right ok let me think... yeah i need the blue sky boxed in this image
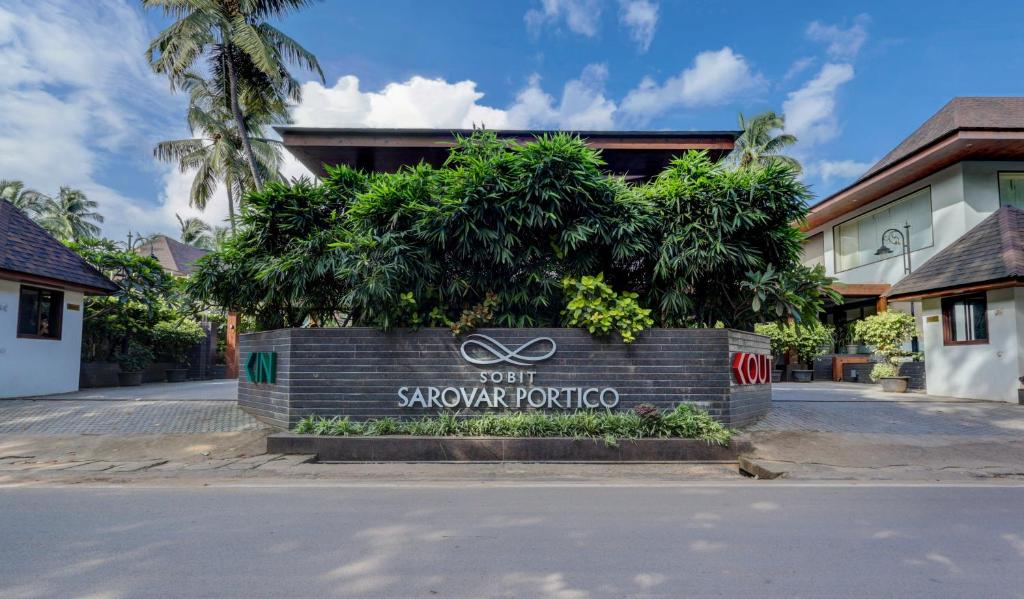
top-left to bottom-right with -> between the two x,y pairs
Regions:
4,0 -> 1024,240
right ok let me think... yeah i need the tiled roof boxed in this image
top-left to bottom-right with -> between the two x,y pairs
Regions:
0,200 -> 117,293
862,97 -> 1024,179
886,206 -> 1024,299
138,235 -> 209,276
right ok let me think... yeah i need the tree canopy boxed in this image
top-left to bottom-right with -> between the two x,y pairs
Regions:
187,132 -> 835,333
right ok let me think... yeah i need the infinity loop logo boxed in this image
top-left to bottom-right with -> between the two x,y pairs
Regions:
459,334 -> 557,366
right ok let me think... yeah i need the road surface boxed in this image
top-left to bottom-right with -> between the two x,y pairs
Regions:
1,483 -> 1022,598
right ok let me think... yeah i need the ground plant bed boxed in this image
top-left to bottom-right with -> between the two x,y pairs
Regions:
273,406 -> 747,462
268,433 -> 752,462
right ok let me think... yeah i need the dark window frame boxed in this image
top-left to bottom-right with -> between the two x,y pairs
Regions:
832,185 -> 934,273
16,285 -> 64,341
996,171 -> 1024,207
941,293 -> 989,346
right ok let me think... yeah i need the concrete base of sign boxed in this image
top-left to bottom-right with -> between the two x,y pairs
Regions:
267,433 -> 752,462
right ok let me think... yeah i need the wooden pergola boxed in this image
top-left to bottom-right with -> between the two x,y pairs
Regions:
276,127 -> 739,182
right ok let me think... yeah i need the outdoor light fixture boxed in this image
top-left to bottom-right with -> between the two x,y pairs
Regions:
874,222 -> 912,274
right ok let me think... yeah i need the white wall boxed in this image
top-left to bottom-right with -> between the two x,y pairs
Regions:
0,278 -> 85,398
807,160 -> 1024,286
920,287 -> 1021,402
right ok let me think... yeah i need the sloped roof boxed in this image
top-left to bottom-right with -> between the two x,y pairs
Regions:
804,97 -> 1024,232
886,206 -> 1024,299
137,235 -> 209,276
0,200 -> 117,294
862,97 -> 1024,179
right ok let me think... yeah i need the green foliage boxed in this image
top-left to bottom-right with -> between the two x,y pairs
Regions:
71,239 -> 178,361
754,321 -> 834,364
870,362 -> 898,381
152,319 -> 207,365
853,311 -> 917,371
293,403 -> 733,446
562,274 -> 653,343
727,111 -> 801,172
116,342 -> 154,373
189,131 -> 830,334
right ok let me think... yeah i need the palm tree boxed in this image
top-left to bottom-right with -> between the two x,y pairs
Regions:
155,74 -> 282,231
177,214 -> 214,248
38,187 -> 104,242
0,180 -> 48,217
144,0 -> 323,192
211,226 -> 232,251
728,111 -> 801,172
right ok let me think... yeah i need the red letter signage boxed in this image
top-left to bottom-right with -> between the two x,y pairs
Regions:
731,353 -> 771,385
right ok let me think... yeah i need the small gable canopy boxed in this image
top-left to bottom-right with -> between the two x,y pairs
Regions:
136,235 -> 209,277
0,200 -> 117,294
886,206 -> 1024,301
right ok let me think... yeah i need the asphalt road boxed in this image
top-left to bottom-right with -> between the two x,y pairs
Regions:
1,484 -> 1023,598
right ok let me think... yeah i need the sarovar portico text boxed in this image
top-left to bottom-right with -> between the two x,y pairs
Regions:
237,327 -> 772,428
398,335 -> 620,409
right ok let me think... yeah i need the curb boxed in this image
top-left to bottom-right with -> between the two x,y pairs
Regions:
738,456 -> 786,479
268,433 -> 752,462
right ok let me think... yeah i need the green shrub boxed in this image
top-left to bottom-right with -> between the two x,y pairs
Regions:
115,342 -> 154,373
292,403 -> 732,446
188,132 -> 835,334
870,362 -> 898,381
562,274 -> 654,343
754,321 -> 834,363
854,311 -> 917,360
152,318 -> 207,365
854,311 -> 917,380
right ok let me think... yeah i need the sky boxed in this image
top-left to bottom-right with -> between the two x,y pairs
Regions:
3,0 -> 1024,241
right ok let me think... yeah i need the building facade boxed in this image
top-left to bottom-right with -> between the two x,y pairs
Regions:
804,97 -> 1024,402
0,201 -> 117,397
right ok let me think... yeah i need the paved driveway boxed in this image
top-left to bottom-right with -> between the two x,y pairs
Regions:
754,382 -> 1024,438
24,379 -> 238,401
746,382 -> 1024,479
1,380 -> 258,435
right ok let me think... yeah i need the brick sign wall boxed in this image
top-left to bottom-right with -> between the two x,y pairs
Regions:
238,327 -> 771,429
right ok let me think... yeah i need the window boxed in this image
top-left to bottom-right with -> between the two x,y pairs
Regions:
941,294 -> 988,345
833,187 -> 934,272
998,172 -> 1024,209
17,286 -> 63,340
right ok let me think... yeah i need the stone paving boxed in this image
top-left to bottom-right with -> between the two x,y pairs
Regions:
0,400 -> 260,434
747,400 -> 1024,437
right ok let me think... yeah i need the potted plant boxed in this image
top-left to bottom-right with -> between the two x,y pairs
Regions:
853,311 -> 917,393
152,318 -> 207,382
754,321 -> 834,382
116,342 -> 154,387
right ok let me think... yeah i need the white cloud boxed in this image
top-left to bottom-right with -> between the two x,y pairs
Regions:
619,47 -> 764,124
783,57 -> 816,81
0,0 -> 187,241
292,75 -> 510,129
291,64 -> 617,131
806,15 -> 870,60
525,0 -> 602,37
782,63 -> 855,145
619,0 -> 658,53
806,159 -> 873,184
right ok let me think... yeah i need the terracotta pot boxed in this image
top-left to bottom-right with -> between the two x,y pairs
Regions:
118,371 -> 144,387
879,377 -> 909,393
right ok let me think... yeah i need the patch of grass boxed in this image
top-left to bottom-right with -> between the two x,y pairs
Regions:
292,403 -> 732,446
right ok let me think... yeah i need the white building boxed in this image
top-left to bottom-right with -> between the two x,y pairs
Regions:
0,200 -> 117,397
803,97 -> 1024,402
